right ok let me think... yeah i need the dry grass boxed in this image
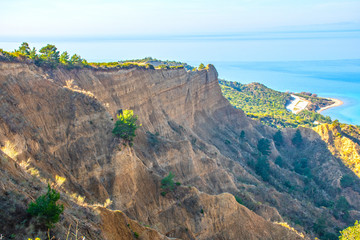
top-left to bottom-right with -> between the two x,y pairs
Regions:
274,222 -> 305,238
1,140 -> 19,159
64,80 -> 95,98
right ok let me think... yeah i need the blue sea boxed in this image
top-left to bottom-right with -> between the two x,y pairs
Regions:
1,29 -> 360,124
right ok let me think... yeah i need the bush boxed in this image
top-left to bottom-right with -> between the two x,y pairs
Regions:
255,156 -> 270,181
112,110 -> 141,146
257,138 -> 271,156
158,64 -> 169,69
340,174 -> 354,188
27,184 -> 64,229
240,130 -> 245,139
273,130 -> 283,146
294,158 -> 311,178
275,156 -> 284,168
198,63 -> 205,70
161,172 -> 175,193
292,129 -> 303,147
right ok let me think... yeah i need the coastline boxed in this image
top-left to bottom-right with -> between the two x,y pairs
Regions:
317,98 -> 344,113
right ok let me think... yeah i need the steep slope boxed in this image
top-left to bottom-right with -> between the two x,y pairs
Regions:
0,61 -> 358,239
313,123 -> 360,178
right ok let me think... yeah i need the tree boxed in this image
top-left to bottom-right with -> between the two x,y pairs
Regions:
27,184 -> 64,229
240,130 -> 245,140
29,47 -> 37,59
339,220 -> 360,240
257,138 -> 271,156
161,172 -> 175,192
112,109 -> 141,146
340,174 -> 355,188
39,44 -> 60,67
198,63 -> 205,70
70,54 -> 83,66
294,158 -> 311,177
292,129 -> 302,147
275,156 -> 284,168
273,130 -> 283,146
59,51 -> 70,65
18,42 -> 30,55
255,156 -> 270,181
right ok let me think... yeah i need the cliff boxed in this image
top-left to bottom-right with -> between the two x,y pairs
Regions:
0,62 -> 358,239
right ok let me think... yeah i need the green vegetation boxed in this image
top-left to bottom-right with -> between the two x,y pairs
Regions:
198,63 -> 205,70
294,92 -> 334,111
339,220 -> 360,240
0,42 -> 88,69
273,130 -> 283,146
240,130 -> 245,139
275,156 -> 284,168
0,43 -> 194,71
161,172 -> 176,195
235,196 -> 244,205
257,138 -> 271,156
292,129 -> 303,147
294,158 -> 311,178
255,156 -> 270,181
340,174 -> 355,188
219,80 -> 332,128
112,109 -> 141,146
27,184 -> 64,229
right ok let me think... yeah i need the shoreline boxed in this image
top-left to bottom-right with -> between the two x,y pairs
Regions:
317,98 -> 344,113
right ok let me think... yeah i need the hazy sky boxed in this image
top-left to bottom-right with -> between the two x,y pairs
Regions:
1,0 -> 360,38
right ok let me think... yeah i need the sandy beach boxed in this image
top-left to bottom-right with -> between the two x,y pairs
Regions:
317,98 -> 344,113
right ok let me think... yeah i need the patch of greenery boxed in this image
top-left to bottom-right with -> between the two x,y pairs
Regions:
255,156 -> 270,181
292,129 -> 303,147
0,43 -> 194,71
257,138 -> 271,156
161,172 -> 176,195
219,80 -> 332,128
273,130 -> 283,146
340,174 -> 355,188
27,184 -> 64,229
112,109 -> 141,146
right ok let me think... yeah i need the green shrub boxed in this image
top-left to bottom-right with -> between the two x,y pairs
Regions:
257,138 -> 271,156
27,184 -> 64,229
145,63 -> 155,69
340,174 -> 354,188
240,130 -> 245,139
161,172 -> 175,192
112,109 -> 141,146
273,130 -> 283,146
198,63 -> 205,70
158,64 -> 169,69
292,129 -> 303,147
255,156 -> 270,181
235,196 -> 243,205
294,158 -> 311,178
275,156 -> 284,167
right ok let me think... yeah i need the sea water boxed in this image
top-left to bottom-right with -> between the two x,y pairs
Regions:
1,29 -> 359,124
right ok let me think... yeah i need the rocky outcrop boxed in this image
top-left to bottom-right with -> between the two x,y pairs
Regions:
0,61 -> 358,239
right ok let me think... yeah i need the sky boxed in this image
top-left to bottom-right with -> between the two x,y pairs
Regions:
1,0 -> 360,39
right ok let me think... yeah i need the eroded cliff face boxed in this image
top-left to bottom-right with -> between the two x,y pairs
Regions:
0,62 -> 358,239
313,124 -> 360,177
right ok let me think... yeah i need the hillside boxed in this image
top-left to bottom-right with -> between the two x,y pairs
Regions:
0,52 -> 359,239
219,80 -> 332,128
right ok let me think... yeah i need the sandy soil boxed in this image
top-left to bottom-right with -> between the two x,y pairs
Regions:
317,98 -> 344,113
